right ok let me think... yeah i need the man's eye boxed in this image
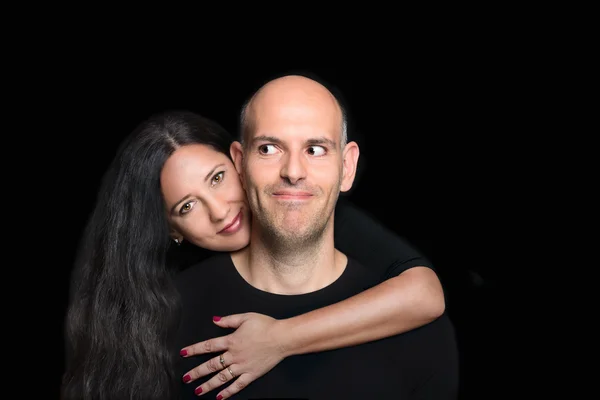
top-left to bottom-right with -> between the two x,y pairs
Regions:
258,144 -> 277,155
307,146 -> 326,156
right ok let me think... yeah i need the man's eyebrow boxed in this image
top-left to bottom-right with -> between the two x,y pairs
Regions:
306,137 -> 337,148
251,135 -> 337,148
250,135 -> 283,145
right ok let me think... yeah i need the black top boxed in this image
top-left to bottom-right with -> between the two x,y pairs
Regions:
174,254 -> 459,399
333,196 -> 434,280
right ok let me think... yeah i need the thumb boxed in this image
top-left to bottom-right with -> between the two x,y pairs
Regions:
212,313 -> 249,329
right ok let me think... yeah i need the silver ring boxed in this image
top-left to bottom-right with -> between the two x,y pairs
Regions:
219,354 -> 226,369
227,366 -> 235,378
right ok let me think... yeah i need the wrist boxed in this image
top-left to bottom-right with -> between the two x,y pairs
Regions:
272,318 -> 297,358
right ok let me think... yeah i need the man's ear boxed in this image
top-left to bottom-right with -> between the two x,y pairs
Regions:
230,141 -> 246,188
340,141 -> 360,193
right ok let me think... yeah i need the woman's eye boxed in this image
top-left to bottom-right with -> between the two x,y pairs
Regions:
307,145 -> 326,156
212,171 -> 225,186
258,144 -> 277,155
180,201 -> 194,215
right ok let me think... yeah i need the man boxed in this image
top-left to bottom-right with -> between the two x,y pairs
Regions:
175,74 -> 459,399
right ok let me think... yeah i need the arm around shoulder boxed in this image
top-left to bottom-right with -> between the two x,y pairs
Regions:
271,199 -> 447,356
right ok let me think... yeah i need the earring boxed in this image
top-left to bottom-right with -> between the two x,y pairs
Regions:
174,238 -> 181,245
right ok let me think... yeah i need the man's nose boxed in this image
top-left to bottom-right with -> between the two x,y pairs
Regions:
280,152 -> 307,184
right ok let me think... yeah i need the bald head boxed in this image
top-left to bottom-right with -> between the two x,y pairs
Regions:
240,75 -> 347,148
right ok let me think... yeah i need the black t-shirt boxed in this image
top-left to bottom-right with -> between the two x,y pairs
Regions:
174,253 -> 458,399
333,196 -> 434,281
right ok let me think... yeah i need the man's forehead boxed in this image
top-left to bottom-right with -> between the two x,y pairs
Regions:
242,75 -> 344,145
247,109 -> 342,147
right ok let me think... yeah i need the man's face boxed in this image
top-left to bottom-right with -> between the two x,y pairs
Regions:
234,82 -> 358,245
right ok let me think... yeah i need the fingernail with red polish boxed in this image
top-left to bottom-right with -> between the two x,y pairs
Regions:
194,387 -> 203,395
216,395 -> 222,400
213,316 -> 221,321
180,349 -> 188,356
183,374 -> 191,383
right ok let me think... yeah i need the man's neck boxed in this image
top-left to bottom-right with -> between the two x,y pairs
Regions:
231,223 -> 347,295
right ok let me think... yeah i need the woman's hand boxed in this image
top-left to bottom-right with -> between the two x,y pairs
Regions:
179,312 -> 287,399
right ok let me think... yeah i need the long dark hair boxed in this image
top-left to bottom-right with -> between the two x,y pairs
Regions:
61,110 -> 234,400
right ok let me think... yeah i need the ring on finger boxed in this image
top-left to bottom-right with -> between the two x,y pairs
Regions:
227,366 -> 235,378
219,354 -> 226,369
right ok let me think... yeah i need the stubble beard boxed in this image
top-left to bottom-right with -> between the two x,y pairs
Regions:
247,174 -> 342,256
258,202 -> 329,251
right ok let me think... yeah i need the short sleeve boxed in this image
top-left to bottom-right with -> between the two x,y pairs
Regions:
334,197 -> 434,281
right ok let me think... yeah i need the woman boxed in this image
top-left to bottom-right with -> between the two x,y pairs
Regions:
62,110 -> 445,400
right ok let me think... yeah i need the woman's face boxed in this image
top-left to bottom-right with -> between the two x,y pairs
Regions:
161,143 -> 251,252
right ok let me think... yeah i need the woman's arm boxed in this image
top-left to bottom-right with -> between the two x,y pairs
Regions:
278,196 -> 446,353
275,265 -> 444,356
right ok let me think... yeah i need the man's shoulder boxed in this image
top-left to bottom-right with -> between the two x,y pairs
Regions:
342,255 -> 380,288
345,255 -> 369,273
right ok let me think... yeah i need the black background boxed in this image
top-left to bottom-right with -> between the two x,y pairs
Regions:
47,45 -> 524,397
